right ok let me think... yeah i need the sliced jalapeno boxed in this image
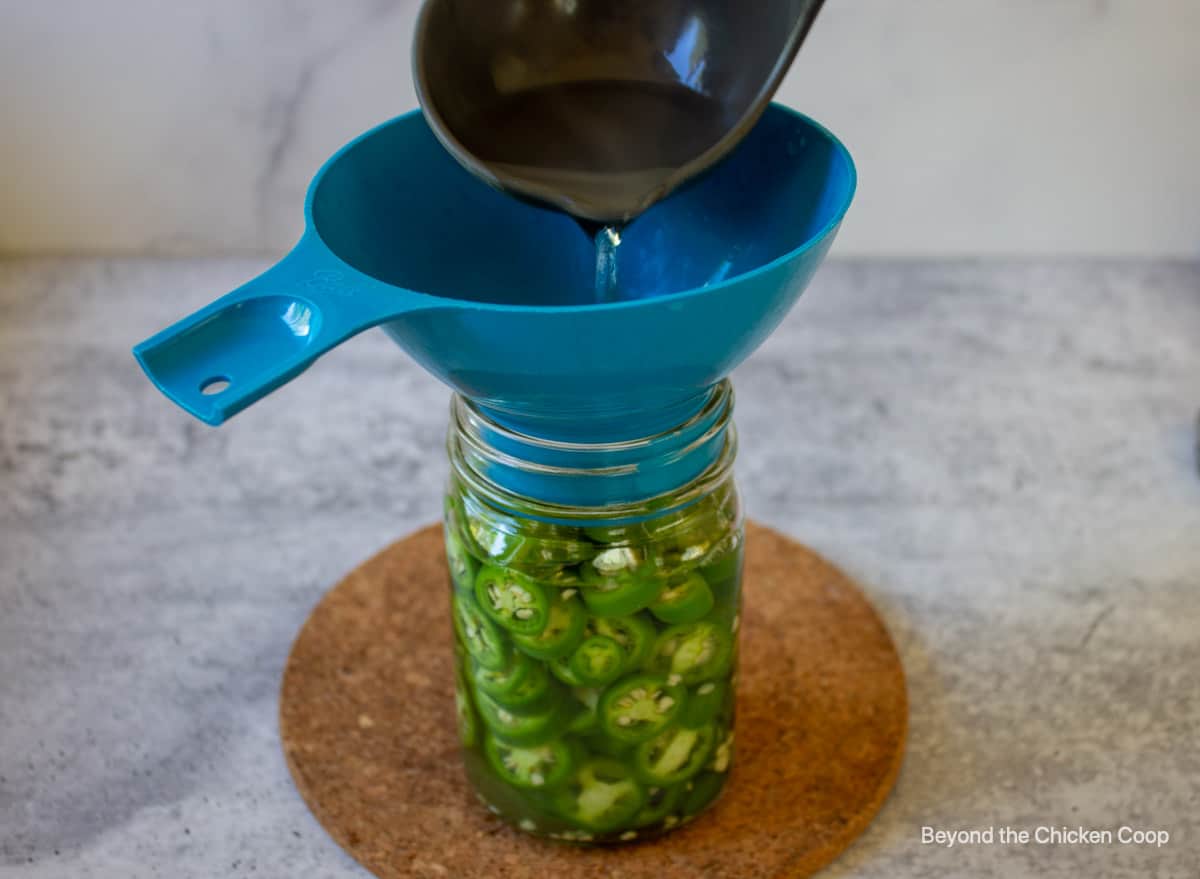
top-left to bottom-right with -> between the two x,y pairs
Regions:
567,687 -> 601,735
698,544 -> 742,587
580,547 -> 660,617
472,652 -> 534,699
454,671 -> 479,748
475,690 -> 569,747
585,614 -> 656,672
541,566 -> 585,588
474,566 -> 550,635
643,496 -> 727,553
681,771 -> 726,818
632,783 -> 683,828
680,680 -> 728,728
512,591 -> 587,661
466,516 -> 529,566
599,674 -> 686,744
484,733 -> 575,791
633,723 -> 716,786
579,731 -> 634,760
452,593 -> 511,671
549,653 -> 584,687
649,621 -> 732,685
493,661 -> 558,713
583,522 -> 646,544
568,636 -> 624,686
649,572 -> 715,625
444,523 -> 479,596
525,523 -> 595,568
708,730 -> 734,773
552,758 -> 646,832
469,516 -> 592,571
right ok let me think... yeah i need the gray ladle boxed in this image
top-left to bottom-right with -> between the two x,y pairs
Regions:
414,0 -> 826,225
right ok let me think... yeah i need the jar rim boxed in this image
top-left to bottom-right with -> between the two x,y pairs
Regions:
448,381 -> 737,520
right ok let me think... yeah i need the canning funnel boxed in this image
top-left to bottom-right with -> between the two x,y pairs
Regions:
414,0 -> 826,223
132,105 -> 855,443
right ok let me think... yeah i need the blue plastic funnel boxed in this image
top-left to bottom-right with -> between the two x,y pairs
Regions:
133,104 -> 854,444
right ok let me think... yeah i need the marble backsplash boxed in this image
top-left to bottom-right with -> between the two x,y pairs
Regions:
0,0 -> 1196,257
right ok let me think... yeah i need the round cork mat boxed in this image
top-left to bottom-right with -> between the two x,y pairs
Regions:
280,522 -> 907,879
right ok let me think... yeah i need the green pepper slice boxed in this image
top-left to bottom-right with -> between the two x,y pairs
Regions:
632,783 -> 684,828
475,690 -> 569,747
708,729 -> 734,773
468,516 -> 592,571
649,572 -> 715,625
444,525 -> 479,596
452,593 -> 511,671
583,522 -> 646,544
484,733 -> 575,791
599,674 -> 686,744
579,731 -> 634,760
681,771 -> 727,818
472,651 -> 534,699
568,636 -> 625,686
466,516 -> 531,566
633,723 -> 716,786
642,496 -> 729,556
454,671 -> 479,748
541,567 -> 585,588
525,523 -> 595,567
698,545 -> 742,588
585,614 -> 656,671
511,590 -> 587,660
552,758 -> 646,832
648,621 -> 732,685
489,661 -> 558,713
549,653 -> 584,687
567,687 -> 601,735
474,566 -> 551,636
580,547 -> 660,617
680,680 -> 728,728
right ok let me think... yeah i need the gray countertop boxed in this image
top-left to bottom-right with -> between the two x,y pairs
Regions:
1,257 -> 1197,878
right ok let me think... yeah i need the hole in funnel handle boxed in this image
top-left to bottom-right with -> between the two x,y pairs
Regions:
200,377 -> 231,396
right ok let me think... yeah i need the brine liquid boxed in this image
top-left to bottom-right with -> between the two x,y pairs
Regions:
457,80 -> 729,301
592,225 -> 621,303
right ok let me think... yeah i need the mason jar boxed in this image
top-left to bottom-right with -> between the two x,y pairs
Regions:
442,381 -> 743,843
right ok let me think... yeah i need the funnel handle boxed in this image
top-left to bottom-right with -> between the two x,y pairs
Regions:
132,237 -> 427,425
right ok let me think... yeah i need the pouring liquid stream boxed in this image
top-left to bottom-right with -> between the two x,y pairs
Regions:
590,224 -> 622,303
456,80 -> 729,302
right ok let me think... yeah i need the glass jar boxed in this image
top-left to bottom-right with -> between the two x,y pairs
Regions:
442,382 -> 743,844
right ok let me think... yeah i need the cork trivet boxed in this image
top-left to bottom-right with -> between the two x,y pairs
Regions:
280,522 -> 907,879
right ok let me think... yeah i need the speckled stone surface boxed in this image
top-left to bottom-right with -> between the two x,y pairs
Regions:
1,257 -> 1197,877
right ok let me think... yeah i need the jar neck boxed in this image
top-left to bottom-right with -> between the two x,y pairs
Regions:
448,380 -> 736,515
